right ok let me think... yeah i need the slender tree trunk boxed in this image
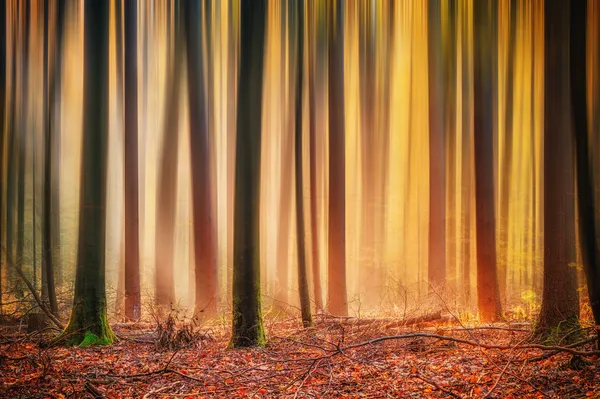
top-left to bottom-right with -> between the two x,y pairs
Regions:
0,0 -> 6,312
16,0 -> 30,297
42,0 -> 58,315
294,0 -> 312,328
230,0 -> 267,348
427,0 -> 446,292
308,0 -> 322,312
327,0 -> 348,317
570,0 -> 600,349
58,0 -> 115,347
473,0 -> 502,322
275,1 -> 293,309
123,0 -> 141,321
154,9 -> 183,309
536,0 -> 580,341
184,0 -> 218,317
499,0 -> 517,301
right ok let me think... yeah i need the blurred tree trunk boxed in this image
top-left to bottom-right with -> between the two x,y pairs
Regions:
499,0 -> 517,302
308,0 -> 322,312
427,0 -> 446,292
0,0 -> 5,312
124,0 -> 141,321
294,0 -> 312,328
327,0 -> 348,317
184,0 -> 218,317
570,0 -> 600,348
58,0 -> 116,346
230,0 -> 267,348
275,0 -> 293,310
536,0 -> 580,341
473,0 -> 502,322
42,0 -> 59,316
16,0 -> 30,297
154,5 -> 183,309
358,1 -> 378,304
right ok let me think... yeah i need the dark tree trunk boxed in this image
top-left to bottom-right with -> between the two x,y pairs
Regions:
58,0 -> 115,347
499,0 -> 517,301
327,0 -> 348,317
427,0 -> 446,292
184,0 -> 218,317
124,0 -> 141,321
536,0 -> 580,341
154,7 -> 184,309
308,0 -> 322,311
473,0 -> 502,322
0,0 -> 6,312
230,0 -> 267,348
42,0 -> 58,316
16,0 -> 31,297
570,0 -> 600,349
294,0 -> 312,328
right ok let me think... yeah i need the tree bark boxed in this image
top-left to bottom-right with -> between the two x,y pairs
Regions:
427,0 -> 446,292
536,0 -> 580,341
308,0 -> 322,312
58,0 -> 116,347
294,0 -> 312,328
184,0 -> 218,317
230,0 -> 267,348
473,0 -> 502,322
154,7 -> 184,309
123,0 -> 141,321
327,0 -> 348,317
569,0 -> 600,349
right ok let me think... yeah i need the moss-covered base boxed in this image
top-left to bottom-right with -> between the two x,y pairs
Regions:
534,316 -> 582,346
52,299 -> 117,347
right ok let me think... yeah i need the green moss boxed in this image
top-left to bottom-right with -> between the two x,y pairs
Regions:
534,316 -> 582,345
52,298 -> 117,347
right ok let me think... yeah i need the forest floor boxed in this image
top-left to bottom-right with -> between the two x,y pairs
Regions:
1,315 -> 599,399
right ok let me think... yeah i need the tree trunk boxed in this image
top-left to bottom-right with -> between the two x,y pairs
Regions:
295,0 -> 312,328
154,9 -> 184,309
327,0 -> 348,317
536,0 -> 580,342
0,0 -> 6,313
308,0 -> 322,312
58,0 -> 115,347
427,0 -> 446,292
230,0 -> 267,348
123,0 -> 141,321
184,0 -> 218,317
42,0 -> 59,316
570,0 -> 600,349
473,0 -> 502,322
499,0 -> 517,302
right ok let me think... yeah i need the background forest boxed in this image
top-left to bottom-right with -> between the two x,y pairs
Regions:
1,1 -> 600,398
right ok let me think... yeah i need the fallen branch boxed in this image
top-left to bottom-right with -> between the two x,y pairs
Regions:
6,258 -> 64,330
84,380 -> 106,398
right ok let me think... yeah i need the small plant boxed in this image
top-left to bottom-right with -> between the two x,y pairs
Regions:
154,311 -> 209,351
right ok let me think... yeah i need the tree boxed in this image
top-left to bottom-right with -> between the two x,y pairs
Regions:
308,0 -> 323,311
42,0 -> 63,316
473,0 -> 502,322
155,5 -> 184,309
230,0 -> 267,348
570,0 -> 600,348
57,0 -> 116,346
294,0 -> 312,328
184,0 -> 218,317
124,0 -> 141,321
535,0 -> 580,341
327,0 -> 348,317
427,0 -> 446,291
0,0 -> 6,312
